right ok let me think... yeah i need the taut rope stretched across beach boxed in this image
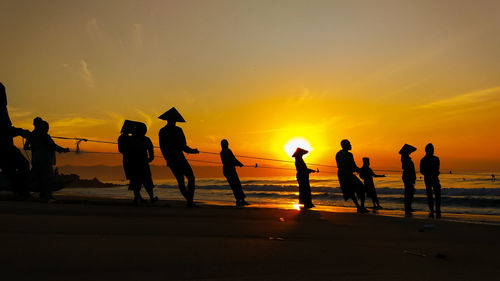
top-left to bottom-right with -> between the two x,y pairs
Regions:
46,135 -> 496,178
51,136 -> 337,168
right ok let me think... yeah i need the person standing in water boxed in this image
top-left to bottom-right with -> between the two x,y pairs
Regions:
127,122 -> 158,205
158,107 -> 199,207
336,139 -> 368,213
293,147 -> 316,209
24,118 -> 70,201
359,157 -> 385,210
420,143 -> 442,219
399,144 -> 417,217
220,139 -> 248,207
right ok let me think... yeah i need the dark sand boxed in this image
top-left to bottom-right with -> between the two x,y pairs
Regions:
0,196 -> 498,281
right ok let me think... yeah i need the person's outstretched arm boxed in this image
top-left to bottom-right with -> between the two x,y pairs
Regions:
180,129 -> 198,154
9,126 -> 30,139
48,135 -> 69,153
231,150 -> 243,167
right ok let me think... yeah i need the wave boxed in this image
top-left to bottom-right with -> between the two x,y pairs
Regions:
157,183 -> 500,196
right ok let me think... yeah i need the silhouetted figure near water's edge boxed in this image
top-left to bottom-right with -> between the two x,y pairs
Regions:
420,143 -> 441,219
220,139 -> 248,207
293,147 -> 316,209
0,82 -> 31,197
399,144 -> 416,217
336,139 -> 368,213
127,123 -> 158,205
118,120 -> 136,182
24,117 -> 70,201
159,107 -> 199,207
359,157 -> 384,210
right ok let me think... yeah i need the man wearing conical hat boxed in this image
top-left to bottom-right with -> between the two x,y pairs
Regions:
158,107 -> 199,207
335,139 -> 368,213
399,144 -> 417,217
293,147 -> 316,209
0,82 -> 31,197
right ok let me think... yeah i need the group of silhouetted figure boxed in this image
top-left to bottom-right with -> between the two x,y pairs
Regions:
1,82 -> 441,218
117,107 -> 249,208
1,83 -> 71,202
334,140 -> 442,218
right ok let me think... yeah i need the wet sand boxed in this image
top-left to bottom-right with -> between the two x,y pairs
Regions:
0,195 -> 498,281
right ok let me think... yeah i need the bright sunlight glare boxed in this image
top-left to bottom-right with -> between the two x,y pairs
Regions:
284,137 -> 313,158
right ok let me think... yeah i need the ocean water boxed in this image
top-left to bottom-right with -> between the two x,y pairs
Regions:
58,172 -> 500,220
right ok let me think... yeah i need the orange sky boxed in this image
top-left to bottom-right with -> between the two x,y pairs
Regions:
2,0 -> 500,173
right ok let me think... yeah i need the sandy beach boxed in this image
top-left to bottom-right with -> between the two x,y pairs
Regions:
0,195 -> 498,281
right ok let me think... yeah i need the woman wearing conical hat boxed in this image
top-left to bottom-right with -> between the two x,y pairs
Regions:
158,107 -> 199,207
399,144 -> 417,217
293,147 -> 316,209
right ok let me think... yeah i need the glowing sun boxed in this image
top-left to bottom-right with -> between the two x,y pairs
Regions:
284,137 -> 312,158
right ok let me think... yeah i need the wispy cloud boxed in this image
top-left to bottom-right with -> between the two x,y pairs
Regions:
50,117 -> 106,129
62,60 -> 95,89
8,107 -> 32,119
80,60 -> 95,88
420,86 -> 500,109
106,112 -> 127,132
135,109 -> 153,128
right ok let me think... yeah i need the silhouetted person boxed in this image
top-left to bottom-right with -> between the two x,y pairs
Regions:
0,82 -> 31,197
420,143 -> 441,219
293,147 -> 316,209
359,157 -> 385,210
336,139 -> 368,213
399,144 -> 416,217
24,118 -> 70,201
127,123 -> 158,205
158,107 -> 199,207
220,139 -> 248,206
118,120 -> 137,181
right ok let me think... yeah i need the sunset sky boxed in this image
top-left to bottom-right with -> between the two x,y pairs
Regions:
1,0 -> 499,173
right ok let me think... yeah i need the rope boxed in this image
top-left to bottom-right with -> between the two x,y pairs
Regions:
74,150 -> 332,173
48,135 -> 497,178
